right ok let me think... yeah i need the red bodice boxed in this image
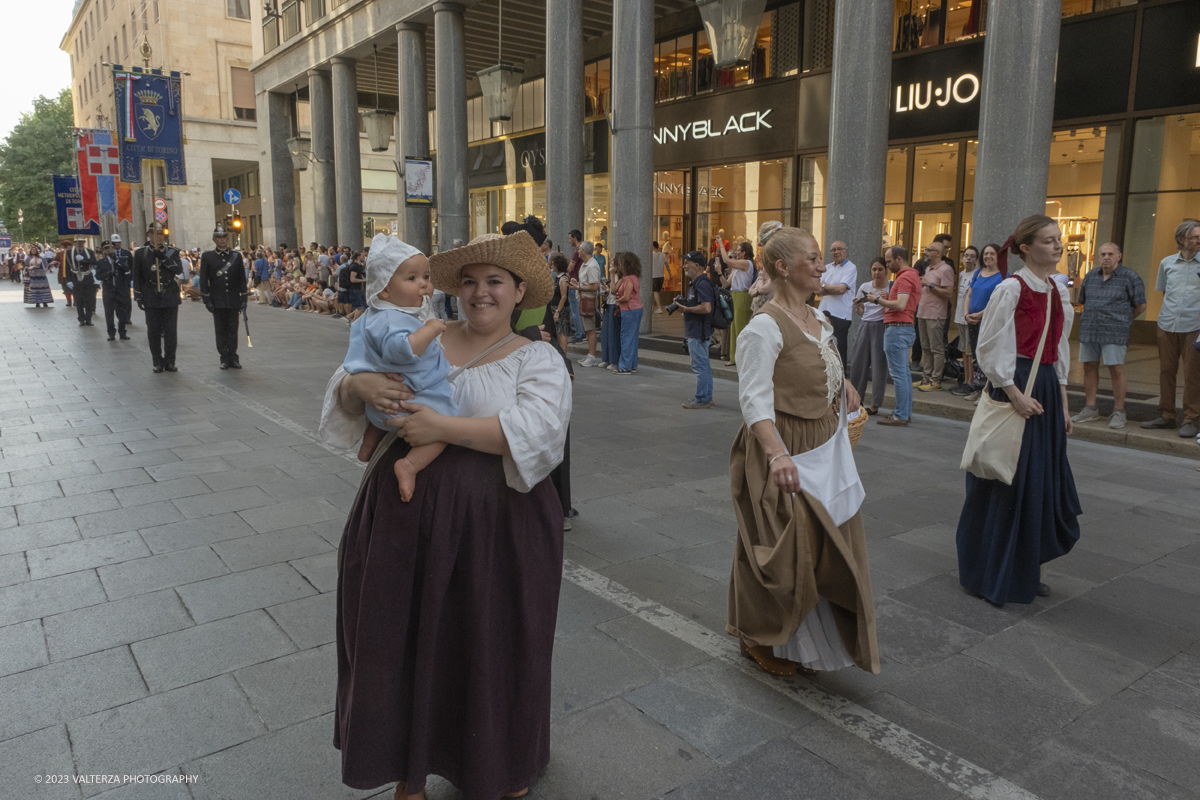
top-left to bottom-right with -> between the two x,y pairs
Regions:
1014,279 -> 1063,364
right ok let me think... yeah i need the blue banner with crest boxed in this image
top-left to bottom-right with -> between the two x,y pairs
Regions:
53,175 -> 101,237
111,66 -> 187,185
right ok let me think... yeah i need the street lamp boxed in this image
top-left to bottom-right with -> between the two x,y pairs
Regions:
476,0 -> 523,122
695,0 -> 768,69
362,45 -> 396,153
286,135 -> 313,171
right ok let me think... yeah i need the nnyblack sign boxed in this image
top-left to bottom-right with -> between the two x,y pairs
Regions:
653,82 -> 797,168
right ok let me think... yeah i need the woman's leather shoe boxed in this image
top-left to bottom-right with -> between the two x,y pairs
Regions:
740,639 -> 797,677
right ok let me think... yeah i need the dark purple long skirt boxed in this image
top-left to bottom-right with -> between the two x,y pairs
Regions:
334,439 -> 564,798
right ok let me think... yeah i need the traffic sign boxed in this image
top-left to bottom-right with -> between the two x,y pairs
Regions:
154,198 -> 166,211
223,188 -> 242,205
155,210 -> 168,223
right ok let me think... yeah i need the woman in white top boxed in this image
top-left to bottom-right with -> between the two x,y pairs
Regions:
950,245 -> 979,397
718,238 -> 756,366
849,257 -> 891,414
956,215 -> 1081,606
319,231 -> 571,800
727,222 -> 880,679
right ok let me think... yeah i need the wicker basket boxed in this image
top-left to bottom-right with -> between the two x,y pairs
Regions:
847,408 -> 866,450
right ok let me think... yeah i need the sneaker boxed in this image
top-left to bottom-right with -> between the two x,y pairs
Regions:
580,355 -> 601,367
949,383 -> 975,396
1072,406 -> 1101,424
1180,421 -> 1199,438
1141,416 -> 1177,430
613,368 -> 633,375
912,379 -> 928,388
967,390 -> 982,403
918,382 -> 943,392
877,415 -> 909,427
597,362 -> 609,368
654,308 -> 663,314
563,518 -> 572,532
1109,409 -> 1127,429
682,399 -> 714,409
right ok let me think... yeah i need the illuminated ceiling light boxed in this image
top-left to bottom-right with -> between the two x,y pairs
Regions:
1077,142 -> 1084,153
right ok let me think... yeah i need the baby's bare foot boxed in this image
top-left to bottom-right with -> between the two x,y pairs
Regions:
394,457 -> 419,502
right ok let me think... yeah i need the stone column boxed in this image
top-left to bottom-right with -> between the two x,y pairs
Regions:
826,0 -> 892,351
434,2 -> 468,251
331,56 -> 364,250
397,22 -> 432,254
973,0 -> 1060,247
308,67 -> 338,247
545,0 -> 583,257
610,0 -> 654,331
257,90 -> 296,248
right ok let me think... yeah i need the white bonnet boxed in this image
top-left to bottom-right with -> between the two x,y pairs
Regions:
365,233 -> 424,304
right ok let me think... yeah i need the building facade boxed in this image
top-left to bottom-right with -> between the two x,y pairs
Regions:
60,0 -> 263,250
251,0 -> 1200,338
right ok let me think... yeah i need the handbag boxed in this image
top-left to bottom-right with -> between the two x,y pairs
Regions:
959,283 -> 1053,485
579,292 -> 596,316
789,381 -> 865,527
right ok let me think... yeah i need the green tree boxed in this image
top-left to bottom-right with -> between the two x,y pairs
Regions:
0,89 -> 76,243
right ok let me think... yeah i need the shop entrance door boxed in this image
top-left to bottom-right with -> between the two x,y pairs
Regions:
906,203 -> 956,262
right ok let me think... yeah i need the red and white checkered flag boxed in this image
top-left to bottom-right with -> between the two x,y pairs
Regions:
87,145 -> 120,177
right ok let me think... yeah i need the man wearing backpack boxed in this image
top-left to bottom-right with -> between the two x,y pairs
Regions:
677,250 -> 716,409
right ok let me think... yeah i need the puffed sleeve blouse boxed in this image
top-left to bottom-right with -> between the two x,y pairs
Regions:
319,339 -> 572,492
977,269 -> 1073,388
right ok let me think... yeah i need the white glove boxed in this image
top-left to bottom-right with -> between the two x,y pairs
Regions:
75,253 -> 84,262
67,282 -> 74,289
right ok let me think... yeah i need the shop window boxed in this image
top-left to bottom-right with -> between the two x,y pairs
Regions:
912,142 -> 958,203
468,181 -> 549,239
655,36 -> 694,103
884,148 -> 908,252
1125,113 -> 1200,321
696,160 -> 793,250
1045,127 -> 1119,290
799,156 -> 828,248
654,170 -> 689,294
231,67 -> 256,121
802,0 -> 834,71
585,176 -> 610,245
894,1 -> 946,52
696,12 -> 776,94
1063,0 -> 1138,18
961,140 -> 978,248
585,58 -> 610,118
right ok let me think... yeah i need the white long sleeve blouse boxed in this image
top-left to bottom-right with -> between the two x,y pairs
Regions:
736,311 -> 842,426
319,340 -> 572,493
977,269 -> 1073,388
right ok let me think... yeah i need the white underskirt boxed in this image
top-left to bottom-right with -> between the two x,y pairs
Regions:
772,597 -> 856,671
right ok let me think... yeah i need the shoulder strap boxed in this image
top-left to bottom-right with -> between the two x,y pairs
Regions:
447,332 -> 521,382
1023,280 -> 1055,397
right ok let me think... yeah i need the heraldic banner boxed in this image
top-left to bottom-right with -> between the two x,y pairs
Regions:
111,66 -> 187,185
53,175 -> 101,237
74,128 -> 134,226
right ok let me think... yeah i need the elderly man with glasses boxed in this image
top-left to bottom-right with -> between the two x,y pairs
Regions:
914,241 -> 955,392
1142,219 -> 1200,439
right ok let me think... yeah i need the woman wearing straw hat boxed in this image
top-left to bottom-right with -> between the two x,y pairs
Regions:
320,230 -> 570,800
727,222 -> 879,679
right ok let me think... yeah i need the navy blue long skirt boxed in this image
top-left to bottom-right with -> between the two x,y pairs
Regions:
956,358 -> 1082,605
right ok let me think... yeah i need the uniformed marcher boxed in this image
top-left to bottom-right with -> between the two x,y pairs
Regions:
132,222 -> 183,373
199,223 -> 248,369
95,235 -> 133,340
69,235 -> 98,326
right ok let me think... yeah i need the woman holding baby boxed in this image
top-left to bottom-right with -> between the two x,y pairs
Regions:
320,231 -> 571,800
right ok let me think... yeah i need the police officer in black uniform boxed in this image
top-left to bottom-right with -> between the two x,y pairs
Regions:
95,234 -> 133,341
132,222 -> 183,373
69,235 -> 98,326
199,223 -> 248,369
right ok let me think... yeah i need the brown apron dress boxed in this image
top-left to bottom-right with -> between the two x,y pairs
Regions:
727,303 -> 880,673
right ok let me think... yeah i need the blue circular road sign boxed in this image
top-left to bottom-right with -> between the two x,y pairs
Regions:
223,188 -> 242,205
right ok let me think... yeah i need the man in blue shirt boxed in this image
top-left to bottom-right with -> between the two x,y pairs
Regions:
675,250 -> 715,409
1142,219 -> 1200,438
252,249 -> 271,304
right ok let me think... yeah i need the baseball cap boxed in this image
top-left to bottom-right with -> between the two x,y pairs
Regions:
683,250 -> 706,266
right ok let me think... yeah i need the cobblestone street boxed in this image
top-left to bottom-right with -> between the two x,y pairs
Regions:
0,282 -> 1198,800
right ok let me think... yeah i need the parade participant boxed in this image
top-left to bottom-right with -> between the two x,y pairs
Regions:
320,229 -> 567,800
95,238 -> 132,340
132,222 -> 183,373
199,223 -> 248,370
956,214 -> 1081,605
56,244 -> 74,306
727,221 -> 878,679
69,235 -> 98,326
22,244 -> 54,307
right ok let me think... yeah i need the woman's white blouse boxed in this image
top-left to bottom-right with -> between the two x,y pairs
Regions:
320,340 -> 572,493
977,270 -> 1073,388
736,311 -> 842,426
856,281 -> 886,323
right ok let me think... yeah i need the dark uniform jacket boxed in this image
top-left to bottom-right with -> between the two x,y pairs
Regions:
95,249 -> 133,289
132,242 -> 183,308
199,248 -> 248,309
69,247 -> 98,289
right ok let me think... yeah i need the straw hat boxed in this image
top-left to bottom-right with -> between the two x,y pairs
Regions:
429,230 -> 554,310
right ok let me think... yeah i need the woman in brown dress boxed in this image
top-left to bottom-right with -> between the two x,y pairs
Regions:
320,232 -> 570,800
727,222 -> 880,677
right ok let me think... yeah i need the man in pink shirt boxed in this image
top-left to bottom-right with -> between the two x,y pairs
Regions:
915,241 -> 956,391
